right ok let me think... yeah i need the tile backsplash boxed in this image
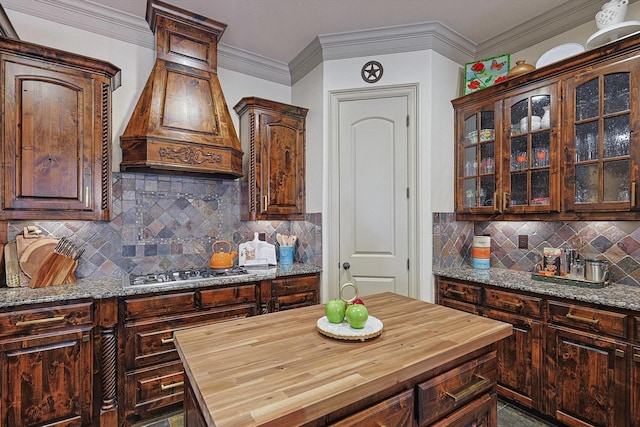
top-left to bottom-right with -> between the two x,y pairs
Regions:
433,212 -> 640,287
7,172 -> 322,277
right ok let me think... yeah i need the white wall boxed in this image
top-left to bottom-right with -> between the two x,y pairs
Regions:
5,9 -> 291,171
321,50 -> 458,302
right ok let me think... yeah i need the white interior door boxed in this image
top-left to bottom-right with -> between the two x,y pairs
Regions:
338,95 -> 409,297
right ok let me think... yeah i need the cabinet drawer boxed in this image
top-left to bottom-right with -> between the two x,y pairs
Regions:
548,300 -> 627,339
123,292 -> 196,320
329,389 -> 414,427
274,292 -> 317,311
125,361 -> 185,419
272,275 -> 318,295
440,297 -> 480,314
429,392 -> 496,427
124,306 -> 256,369
485,288 -> 542,318
416,351 -> 497,426
197,284 -> 258,308
438,280 -> 482,305
0,301 -> 93,337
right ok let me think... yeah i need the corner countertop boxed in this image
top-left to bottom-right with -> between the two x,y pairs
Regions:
434,266 -> 640,312
0,263 -> 322,308
173,292 -> 512,427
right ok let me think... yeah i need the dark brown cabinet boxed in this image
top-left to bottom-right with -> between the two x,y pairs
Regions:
435,275 -> 638,427
119,284 -> 259,426
234,97 -> 308,220
268,273 -> 320,312
452,33 -> 640,221
0,301 -> 94,427
632,324 -> 640,427
0,38 -> 119,221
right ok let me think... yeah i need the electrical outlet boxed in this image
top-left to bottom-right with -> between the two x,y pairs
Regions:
518,235 -> 528,249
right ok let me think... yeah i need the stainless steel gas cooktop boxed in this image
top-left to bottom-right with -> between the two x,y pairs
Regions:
125,267 -> 252,287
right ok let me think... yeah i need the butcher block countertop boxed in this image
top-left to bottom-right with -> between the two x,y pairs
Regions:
173,292 -> 512,427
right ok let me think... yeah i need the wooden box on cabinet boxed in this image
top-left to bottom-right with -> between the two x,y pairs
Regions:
0,38 -> 120,221
0,301 -> 95,427
234,97 -> 308,220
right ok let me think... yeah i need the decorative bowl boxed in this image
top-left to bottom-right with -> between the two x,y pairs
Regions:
479,129 -> 494,141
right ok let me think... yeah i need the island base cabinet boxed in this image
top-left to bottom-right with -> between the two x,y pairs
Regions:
329,389 -> 414,427
416,351 -> 497,426
546,325 -> 627,427
428,392 -> 497,427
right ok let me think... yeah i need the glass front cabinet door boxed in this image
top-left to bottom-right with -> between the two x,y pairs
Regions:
456,102 -> 501,213
565,61 -> 639,212
503,86 -> 560,213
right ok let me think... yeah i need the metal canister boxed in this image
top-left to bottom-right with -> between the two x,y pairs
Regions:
584,258 -> 609,283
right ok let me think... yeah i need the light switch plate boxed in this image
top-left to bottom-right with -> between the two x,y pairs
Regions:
518,235 -> 528,249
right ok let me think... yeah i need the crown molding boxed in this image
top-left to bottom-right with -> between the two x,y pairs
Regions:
290,21 -> 476,84
2,0 -> 607,87
474,0 -> 604,59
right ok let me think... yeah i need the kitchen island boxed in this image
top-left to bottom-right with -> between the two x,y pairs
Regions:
173,292 -> 512,426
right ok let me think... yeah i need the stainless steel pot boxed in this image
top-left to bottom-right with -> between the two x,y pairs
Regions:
584,258 -> 609,283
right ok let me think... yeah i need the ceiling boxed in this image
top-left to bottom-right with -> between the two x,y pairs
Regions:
78,0 -> 606,64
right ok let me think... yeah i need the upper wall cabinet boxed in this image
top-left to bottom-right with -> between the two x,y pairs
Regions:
234,97 -> 308,221
0,38 -> 120,221
452,33 -> 640,221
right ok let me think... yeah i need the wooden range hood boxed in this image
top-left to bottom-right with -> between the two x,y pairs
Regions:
120,0 -> 243,178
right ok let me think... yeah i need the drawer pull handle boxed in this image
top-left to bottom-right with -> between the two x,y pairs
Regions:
445,288 -> 466,297
445,374 -> 490,402
161,381 -> 184,391
565,313 -> 599,325
161,337 -> 175,345
15,316 -> 66,326
634,354 -> 640,363
498,299 -> 523,310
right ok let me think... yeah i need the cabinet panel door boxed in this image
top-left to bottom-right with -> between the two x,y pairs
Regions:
546,325 -> 626,427
503,85 -> 560,213
456,103 -> 501,214
632,346 -> 640,427
564,60 -> 638,212
0,328 -> 93,427
484,308 -> 542,411
259,113 -> 305,217
2,59 -> 95,214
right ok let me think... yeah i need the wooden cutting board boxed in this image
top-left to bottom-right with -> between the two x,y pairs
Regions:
4,241 -> 20,287
19,238 -> 58,279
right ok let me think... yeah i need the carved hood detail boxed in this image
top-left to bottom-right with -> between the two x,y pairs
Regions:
120,0 -> 243,178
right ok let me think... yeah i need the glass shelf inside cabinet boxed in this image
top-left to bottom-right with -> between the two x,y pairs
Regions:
463,111 -> 495,209
574,73 -> 631,206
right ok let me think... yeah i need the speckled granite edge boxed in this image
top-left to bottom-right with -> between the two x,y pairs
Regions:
0,264 -> 322,308
433,267 -> 640,312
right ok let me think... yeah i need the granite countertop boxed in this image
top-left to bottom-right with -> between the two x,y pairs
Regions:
0,263 -> 322,308
433,266 -> 640,312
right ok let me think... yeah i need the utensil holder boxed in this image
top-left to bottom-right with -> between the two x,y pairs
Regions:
279,246 -> 294,265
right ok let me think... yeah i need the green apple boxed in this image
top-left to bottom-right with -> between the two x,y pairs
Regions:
345,303 -> 368,329
325,299 -> 346,323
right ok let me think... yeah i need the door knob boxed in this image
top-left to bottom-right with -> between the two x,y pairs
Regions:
342,262 -> 350,270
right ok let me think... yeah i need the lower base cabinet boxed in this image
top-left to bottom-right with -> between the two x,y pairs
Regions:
0,301 -> 94,427
632,345 -> 640,426
436,275 -> 638,427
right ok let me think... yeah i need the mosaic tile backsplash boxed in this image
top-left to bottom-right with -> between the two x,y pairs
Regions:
433,212 -> 640,287
7,172 -> 322,277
